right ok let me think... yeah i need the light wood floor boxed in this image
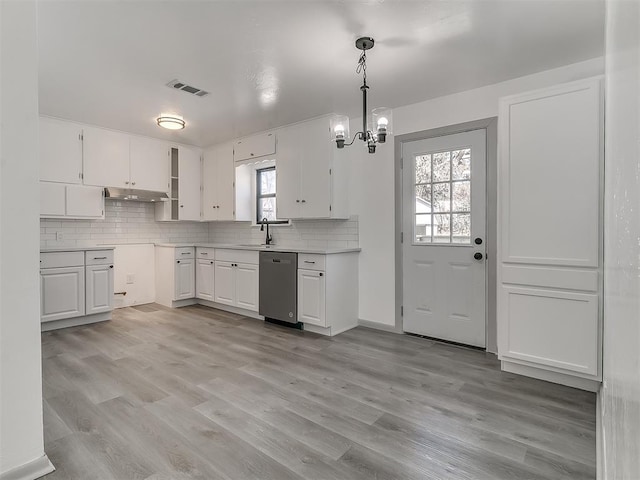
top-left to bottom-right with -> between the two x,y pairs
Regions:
41,304 -> 596,480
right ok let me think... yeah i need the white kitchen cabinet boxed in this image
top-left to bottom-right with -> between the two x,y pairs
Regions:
86,264 -> 114,315
40,182 -> 104,219
234,132 -> 276,161
214,261 -> 235,306
296,252 -> 359,336
497,78 -> 603,391
236,263 -> 259,311
41,266 -> 85,322
175,258 -> 195,300
155,146 -> 202,221
155,246 -> 197,307
129,136 -> 170,192
277,116 -> 349,219
298,268 -> 326,327
83,126 -> 130,188
202,142 -> 235,221
39,116 -> 83,184
196,258 -> 215,301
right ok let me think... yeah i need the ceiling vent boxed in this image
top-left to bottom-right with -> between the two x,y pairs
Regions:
166,79 -> 210,98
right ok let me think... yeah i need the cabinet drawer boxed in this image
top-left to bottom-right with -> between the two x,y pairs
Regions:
85,250 -> 114,265
196,247 -> 215,260
174,247 -> 195,259
40,251 -> 84,269
298,254 -> 325,271
216,249 -> 259,265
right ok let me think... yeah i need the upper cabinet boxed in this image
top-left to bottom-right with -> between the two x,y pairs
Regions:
277,117 -> 349,219
497,78 -> 603,390
155,146 -> 202,222
83,126 -> 131,188
40,182 -> 104,219
129,136 -> 170,192
83,126 -> 170,192
234,132 -> 276,162
202,142 -> 235,221
39,117 -> 83,184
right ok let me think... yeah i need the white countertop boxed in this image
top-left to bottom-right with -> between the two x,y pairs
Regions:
155,243 -> 361,255
41,246 -> 115,253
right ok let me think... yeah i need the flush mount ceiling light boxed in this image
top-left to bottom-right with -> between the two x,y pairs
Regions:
331,37 -> 392,154
156,114 -> 185,130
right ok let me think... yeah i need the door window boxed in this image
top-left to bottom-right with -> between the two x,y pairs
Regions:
413,148 -> 472,244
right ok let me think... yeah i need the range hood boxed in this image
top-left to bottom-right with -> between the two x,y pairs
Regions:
104,187 -> 169,202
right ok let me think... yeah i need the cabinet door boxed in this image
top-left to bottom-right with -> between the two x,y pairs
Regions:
40,182 -> 66,217
41,266 -> 85,322
175,258 -> 195,300
39,117 -> 83,184
83,126 -> 130,188
196,258 -> 215,301
214,261 -> 235,306
202,145 -> 220,221
297,268 -> 326,326
66,185 -> 104,218
178,146 -> 202,221
275,123 -> 301,219
236,263 -> 259,312
234,132 -> 276,161
299,118 -> 332,218
130,136 -> 170,192
216,144 -> 236,221
85,264 -> 114,315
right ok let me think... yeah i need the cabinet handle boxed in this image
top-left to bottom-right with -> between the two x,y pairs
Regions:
177,260 -> 181,264
301,199 -> 306,203
296,200 -> 300,203
181,252 -> 190,255
132,182 -> 136,186
304,261 -> 315,264
180,205 -> 184,208
93,257 -> 107,260
210,261 -> 214,264
201,252 -> 208,255
319,272 -> 323,276
109,265 -> 113,269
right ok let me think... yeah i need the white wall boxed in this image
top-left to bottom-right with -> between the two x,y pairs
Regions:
601,0 -> 640,477
0,1 -> 53,478
349,57 -> 604,327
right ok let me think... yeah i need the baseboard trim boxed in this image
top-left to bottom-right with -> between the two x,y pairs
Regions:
502,361 -> 601,392
41,312 -> 111,332
0,454 -> 54,480
195,299 -> 263,320
357,319 -> 401,333
596,385 -> 603,480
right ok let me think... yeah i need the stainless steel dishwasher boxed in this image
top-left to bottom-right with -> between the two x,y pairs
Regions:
259,251 -> 298,326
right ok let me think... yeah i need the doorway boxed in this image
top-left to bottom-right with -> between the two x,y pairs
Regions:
395,119 -> 497,350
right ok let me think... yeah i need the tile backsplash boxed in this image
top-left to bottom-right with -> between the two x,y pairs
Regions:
40,200 -> 209,248
208,216 -> 359,249
40,200 -> 359,249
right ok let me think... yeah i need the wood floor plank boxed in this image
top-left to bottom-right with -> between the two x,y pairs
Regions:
42,304 -> 596,480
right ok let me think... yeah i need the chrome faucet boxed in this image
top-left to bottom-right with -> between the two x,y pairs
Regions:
260,217 -> 273,245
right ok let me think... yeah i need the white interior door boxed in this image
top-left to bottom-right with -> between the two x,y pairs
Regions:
402,129 -> 487,347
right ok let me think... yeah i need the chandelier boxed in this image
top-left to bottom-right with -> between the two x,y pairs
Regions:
331,37 -> 392,154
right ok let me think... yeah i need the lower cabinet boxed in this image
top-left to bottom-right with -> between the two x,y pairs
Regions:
155,246 -> 196,307
175,258 -> 195,300
298,269 -> 326,327
214,260 -> 259,312
40,249 -> 114,329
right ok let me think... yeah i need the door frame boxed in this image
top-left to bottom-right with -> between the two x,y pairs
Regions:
394,117 -> 498,352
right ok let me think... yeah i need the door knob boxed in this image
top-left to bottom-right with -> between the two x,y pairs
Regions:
474,237 -> 483,245
473,252 -> 483,261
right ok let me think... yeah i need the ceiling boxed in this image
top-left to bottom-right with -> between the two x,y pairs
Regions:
37,0 -> 605,147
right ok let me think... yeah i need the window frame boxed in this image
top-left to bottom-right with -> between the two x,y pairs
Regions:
255,166 -> 288,225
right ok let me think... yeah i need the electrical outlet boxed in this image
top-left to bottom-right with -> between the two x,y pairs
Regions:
56,231 -> 64,241
126,274 -> 135,284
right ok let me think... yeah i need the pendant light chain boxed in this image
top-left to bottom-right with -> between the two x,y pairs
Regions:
356,50 -> 367,86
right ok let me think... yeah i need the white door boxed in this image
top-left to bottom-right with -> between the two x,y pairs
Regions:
196,258 -> 215,301
297,269 -> 326,326
178,146 -> 201,221
174,258 -> 195,300
41,267 -> 85,322
83,126 -> 130,188
86,264 -> 114,315
236,263 -> 259,312
39,117 -> 83,184
402,129 -> 487,347
66,185 -> 104,218
214,261 -> 235,306
130,136 -> 170,192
